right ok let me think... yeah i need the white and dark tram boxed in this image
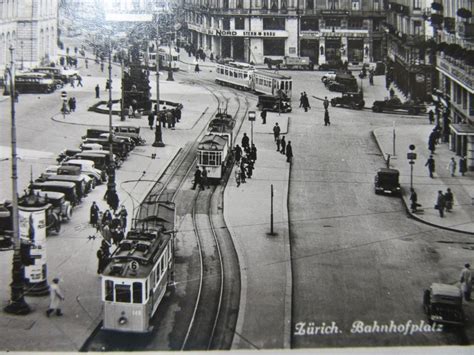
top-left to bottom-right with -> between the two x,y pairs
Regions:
148,46 -> 180,71
101,201 -> 176,333
197,134 -> 231,180
215,61 -> 293,98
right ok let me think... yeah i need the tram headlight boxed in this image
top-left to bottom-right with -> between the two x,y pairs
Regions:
118,316 -> 128,325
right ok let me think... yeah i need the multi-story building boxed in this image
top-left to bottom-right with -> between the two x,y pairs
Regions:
0,0 -> 58,74
434,0 -> 474,170
385,0 -> 437,100
183,0 -> 387,65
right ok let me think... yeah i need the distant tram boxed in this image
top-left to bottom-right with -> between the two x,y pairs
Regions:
101,201 -> 176,333
215,62 -> 293,98
148,46 -> 180,71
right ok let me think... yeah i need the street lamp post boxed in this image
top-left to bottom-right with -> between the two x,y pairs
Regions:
4,45 -> 31,315
167,33 -> 174,81
248,111 -> 256,146
20,41 -> 24,70
153,19 -> 165,147
407,144 -> 417,191
105,40 -> 119,211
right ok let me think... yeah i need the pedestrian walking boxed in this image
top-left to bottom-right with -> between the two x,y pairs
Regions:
459,156 -> 467,176
323,96 -> 329,111
102,209 -> 113,225
102,223 -> 112,244
299,92 -> 304,108
95,84 -> 100,99
195,63 -> 200,73
428,133 -> 436,154
324,109 -> 330,126
280,136 -> 286,155
425,155 -> 435,178
273,123 -> 281,141
192,166 -> 202,190
276,136 -> 281,152
148,112 -> 155,129
261,109 -> 267,124
241,133 -> 250,150
250,144 -> 257,162
46,278 -> 65,317
409,188 -> 421,213
235,165 -> 241,187
118,205 -> 128,230
246,160 -> 254,178
70,76 -> 75,88
97,248 -> 108,274
128,105 -> 134,119
77,75 -> 83,87
234,145 -> 242,163
435,190 -> 446,217
100,62 -> 104,72
105,79 -> 110,91
201,167 -> 209,189
302,92 -> 310,112
447,157 -> 457,177
85,58 -> 89,69
286,141 -> 293,163
460,263 -> 472,301
68,97 -> 76,112
444,188 -> 454,212
389,87 -> 395,98
90,201 -> 100,227
428,109 -> 434,124
240,161 -> 247,184
166,110 -> 175,129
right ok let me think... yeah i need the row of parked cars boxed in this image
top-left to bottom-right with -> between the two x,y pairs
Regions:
13,66 -> 79,94
0,126 -> 145,244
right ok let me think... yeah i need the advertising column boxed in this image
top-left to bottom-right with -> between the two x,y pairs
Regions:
19,198 -> 51,296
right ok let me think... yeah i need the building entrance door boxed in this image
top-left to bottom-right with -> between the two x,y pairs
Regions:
300,39 -> 319,64
233,38 -> 245,61
325,39 -> 341,63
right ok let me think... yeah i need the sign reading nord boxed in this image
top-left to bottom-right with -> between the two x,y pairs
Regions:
215,29 -> 288,38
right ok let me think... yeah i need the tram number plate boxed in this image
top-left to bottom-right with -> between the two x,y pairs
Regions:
132,310 -> 142,316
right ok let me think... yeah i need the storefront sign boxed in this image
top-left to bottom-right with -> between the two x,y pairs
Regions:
215,29 -> 288,38
321,10 -> 349,15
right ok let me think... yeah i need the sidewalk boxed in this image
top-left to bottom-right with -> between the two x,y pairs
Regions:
224,112 -> 292,349
373,125 -> 474,234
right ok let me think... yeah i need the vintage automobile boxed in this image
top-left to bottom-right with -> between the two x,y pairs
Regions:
372,96 -> 427,115
61,159 -> 106,184
257,94 -> 292,113
56,148 -> 82,164
80,143 -> 104,151
82,129 -> 135,151
325,73 -> 358,93
112,125 -> 146,146
77,149 -> 122,168
70,152 -> 109,173
55,165 -> 97,189
36,191 -> 73,222
30,181 -> 79,207
82,138 -> 130,159
37,173 -> 90,199
330,91 -> 365,110
374,168 -> 401,196
423,283 -> 464,326
0,201 -> 13,248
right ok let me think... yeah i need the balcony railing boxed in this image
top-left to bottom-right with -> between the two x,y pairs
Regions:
437,55 -> 473,91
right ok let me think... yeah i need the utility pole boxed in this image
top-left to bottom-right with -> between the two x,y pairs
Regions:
4,44 -> 31,315
167,31 -> 174,81
153,16 -> 165,147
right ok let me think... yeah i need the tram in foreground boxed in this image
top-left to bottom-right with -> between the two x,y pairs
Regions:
215,61 -> 293,98
101,201 -> 176,333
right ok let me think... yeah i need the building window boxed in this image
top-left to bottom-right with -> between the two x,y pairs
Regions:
262,0 -> 268,9
223,0 -> 229,9
223,18 -> 230,30
263,17 -> 285,30
263,39 -> 285,56
348,18 -> 363,29
328,0 -> 339,9
413,20 -> 421,35
351,0 -> 360,10
235,17 -> 245,30
325,18 -> 341,28
306,0 -> 313,10
270,0 -> 278,12
301,18 -> 319,31
413,0 -> 421,10
236,0 -> 243,8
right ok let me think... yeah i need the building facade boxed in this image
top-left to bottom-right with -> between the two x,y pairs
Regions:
183,0 -> 387,65
434,0 -> 474,170
385,0 -> 437,100
0,0 -> 58,74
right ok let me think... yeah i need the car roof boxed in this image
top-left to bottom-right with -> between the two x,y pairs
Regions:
377,168 -> 400,175
36,191 -> 65,200
431,283 -> 462,298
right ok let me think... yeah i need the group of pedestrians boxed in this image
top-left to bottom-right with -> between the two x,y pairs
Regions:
192,166 -> 210,190
148,106 -> 182,130
233,134 -> 258,187
434,188 -> 454,218
273,123 -> 293,163
90,202 -> 128,273
299,92 -> 310,112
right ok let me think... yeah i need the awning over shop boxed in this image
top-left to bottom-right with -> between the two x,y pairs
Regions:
450,124 -> 474,136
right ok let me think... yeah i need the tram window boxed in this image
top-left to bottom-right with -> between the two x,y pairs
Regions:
216,152 -> 222,165
105,280 -> 114,301
244,73 -> 248,79
234,72 -> 238,78
225,69 -> 228,75
155,267 -> 158,284
209,152 -> 217,165
145,280 -> 148,300
202,152 -> 210,165
158,262 -> 162,279
280,82 -> 284,90
115,284 -> 131,303
133,282 -> 143,304
161,257 -> 166,274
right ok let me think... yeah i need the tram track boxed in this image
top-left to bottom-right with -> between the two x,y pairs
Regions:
82,75 -> 247,351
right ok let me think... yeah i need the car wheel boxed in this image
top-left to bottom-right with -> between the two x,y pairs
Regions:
55,220 -> 61,234
358,100 -> 365,109
331,100 -> 336,107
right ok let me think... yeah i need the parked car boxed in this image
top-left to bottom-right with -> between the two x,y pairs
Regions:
0,201 -> 13,248
56,149 -> 82,164
330,91 -> 365,110
60,160 -> 105,185
257,94 -> 292,113
82,138 -> 129,159
423,283 -> 464,326
30,181 -> 79,207
78,149 -> 122,168
374,168 -> 401,196
70,152 -> 109,173
32,67 -> 68,86
15,72 -> 56,94
37,174 -> 90,200
321,71 -> 337,83
325,73 -> 358,93
372,97 -> 427,115
36,191 -> 72,231
46,165 -> 94,190
112,125 -> 146,145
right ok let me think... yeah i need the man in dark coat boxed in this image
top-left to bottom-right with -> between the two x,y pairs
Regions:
286,141 -> 293,163
250,144 -> 257,162
323,96 -> 329,111
261,109 -> 267,124
201,167 -> 209,189
90,201 -> 100,227
302,92 -> 310,112
280,136 -> 286,155
118,205 -> 128,230
436,190 -> 446,217
192,166 -> 201,190
95,84 -> 100,98
234,145 -> 242,163
425,155 -> 435,178
241,133 -> 250,150
273,123 -> 281,141
459,156 -> 467,176
148,112 -> 155,130
324,109 -> 330,126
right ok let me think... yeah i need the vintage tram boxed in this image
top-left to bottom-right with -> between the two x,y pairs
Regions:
148,46 -> 180,71
101,201 -> 176,333
215,62 -> 293,98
